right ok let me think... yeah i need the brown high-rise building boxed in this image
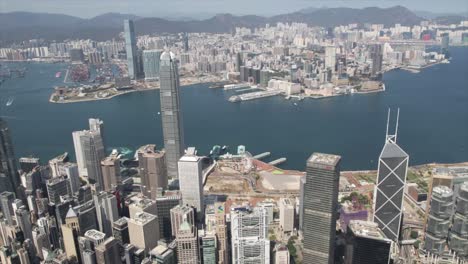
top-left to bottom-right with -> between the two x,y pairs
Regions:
137,145 -> 167,199
215,202 -> 228,264
101,152 -> 120,192
170,205 -> 195,238
176,220 -> 199,264
95,237 -> 122,264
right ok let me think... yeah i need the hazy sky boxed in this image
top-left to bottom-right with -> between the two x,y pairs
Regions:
1,0 -> 467,18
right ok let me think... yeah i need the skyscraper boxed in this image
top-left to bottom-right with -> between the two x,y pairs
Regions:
137,145 -> 167,199
128,212 -> 160,253
231,207 -> 270,264
93,192 -> 119,237
143,50 -> 163,81
215,202 -> 228,264
95,237 -> 122,264
302,153 -> 341,264
0,118 -> 20,196
170,204 -> 195,238
344,220 -> 392,264
124,19 -> 138,79
370,44 -> 383,77
279,198 -> 294,234
101,153 -> 120,192
73,118 -> 106,182
178,147 -> 204,217
176,220 -> 199,264
325,45 -> 336,72
159,51 -> 185,179
183,33 -> 189,52
0,191 -> 16,225
373,110 -> 408,242
155,195 -> 181,239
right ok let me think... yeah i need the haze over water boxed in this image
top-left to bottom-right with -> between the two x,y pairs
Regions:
1,47 -> 467,171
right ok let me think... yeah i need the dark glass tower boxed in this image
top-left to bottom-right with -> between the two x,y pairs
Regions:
159,51 -> 184,179
302,152 -> 341,264
124,19 -> 138,79
0,118 -> 20,196
373,110 -> 408,242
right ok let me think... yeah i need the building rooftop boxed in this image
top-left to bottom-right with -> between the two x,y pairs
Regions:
432,185 -> 453,198
307,152 -> 341,167
348,220 -> 391,242
84,229 -> 106,240
380,141 -> 408,159
160,51 -> 175,61
136,144 -> 165,158
151,245 -> 169,256
132,212 -> 157,224
113,217 -> 129,227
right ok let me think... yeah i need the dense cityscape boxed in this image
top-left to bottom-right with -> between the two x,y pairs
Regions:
0,3 -> 468,264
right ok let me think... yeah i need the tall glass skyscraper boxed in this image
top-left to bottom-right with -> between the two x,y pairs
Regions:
0,118 -> 20,196
124,19 -> 138,79
373,110 -> 408,242
302,152 -> 341,264
159,51 -> 184,179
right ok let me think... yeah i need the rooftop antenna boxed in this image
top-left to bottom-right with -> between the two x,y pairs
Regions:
385,108 -> 390,142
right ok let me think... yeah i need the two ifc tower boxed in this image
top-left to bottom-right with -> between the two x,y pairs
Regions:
124,19 -> 185,179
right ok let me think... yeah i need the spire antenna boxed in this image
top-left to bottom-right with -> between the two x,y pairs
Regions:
385,108 -> 391,142
395,108 -> 400,143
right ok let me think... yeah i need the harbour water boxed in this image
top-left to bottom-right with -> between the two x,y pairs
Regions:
0,47 -> 467,170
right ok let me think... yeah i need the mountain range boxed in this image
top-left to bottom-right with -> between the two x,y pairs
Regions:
0,6 -> 465,44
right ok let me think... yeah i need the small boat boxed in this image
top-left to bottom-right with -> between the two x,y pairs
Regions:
157,112 -> 161,115
55,71 -> 62,78
293,103 -> 298,106
6,97 -> 14,106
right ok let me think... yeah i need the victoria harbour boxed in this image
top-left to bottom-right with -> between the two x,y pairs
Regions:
1,47 -> 467,171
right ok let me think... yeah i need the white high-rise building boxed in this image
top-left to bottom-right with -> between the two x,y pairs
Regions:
128,212 -> 160,253
279,198 -> 294,233
93,192 -> 119,237
325,45 -> 336,72
178,147 -> 204,217
231,207 -> 270,264
72,119 -> 106,189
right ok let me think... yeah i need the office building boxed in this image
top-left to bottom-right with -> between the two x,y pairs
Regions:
370,44 -> 383,77
49,152 -> 69,178
302,153 -> 341,264
113,217 -> 129,245
61,162 -> 81,195
159,51 -> 185,179
95,237 -> 122,264
62,206 -> 81,261
128,212 -> 160,253
200,230 -> 217,264
215,202 -> 228,264
73,128 -> 105,190
15,206 -> 32,240
325,45 -> 336,71
93,192 -> 119,237
143,50 -> 163,81
183,33 -> 189,52
124,19 -> 139,79
441,33 -> 449,53
101,152 -> 120,192
279,198 -> 294,233
345,220 -> 392,264
424,186 -> 453,254
77,201 -> 99,235
150,244 -> 176,264
178,147 -> 204,217
128,196 -> 158,219
176,220 -> 199,264
231,207 -> 270,264
0,191 -> 16,225
137,145 -> 167,199
373,111 -> 408,242
449,182 -> 468,257
0,118 -> 21,196
18,157 -> 40,173
170,204 -> 196,238
155,195 -> 181,239
46,176 -> 70,205
69,48 -> 84,62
